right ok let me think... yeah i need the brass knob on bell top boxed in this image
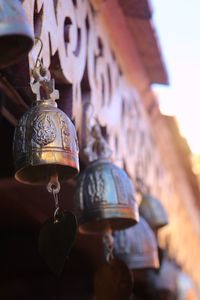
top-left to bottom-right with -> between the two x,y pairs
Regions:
0,0 -> 34,68
13,66 -> 79,185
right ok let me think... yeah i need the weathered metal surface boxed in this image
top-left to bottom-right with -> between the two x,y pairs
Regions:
113,217 -> 159,270
13,67 -> 79,185
75,158 -> 139,234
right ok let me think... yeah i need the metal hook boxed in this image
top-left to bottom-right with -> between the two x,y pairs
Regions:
34,37 -> 44,68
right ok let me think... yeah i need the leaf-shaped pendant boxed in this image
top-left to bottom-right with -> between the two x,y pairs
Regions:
38,211 -> 77,276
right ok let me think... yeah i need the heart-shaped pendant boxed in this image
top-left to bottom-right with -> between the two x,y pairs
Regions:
38,211 -> 77,276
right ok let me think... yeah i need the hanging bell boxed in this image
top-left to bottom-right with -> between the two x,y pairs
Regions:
139,194 -> 168,230
76,159 -> 139,234
177,272 -> 197,300
0,0 -> 34,68
113,217 -> 159,270
153,257 -> 178,296
75,124 -> 139,234
13,66 -> 79,185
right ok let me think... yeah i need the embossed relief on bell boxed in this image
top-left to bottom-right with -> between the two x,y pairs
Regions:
32,114 -> 56,146
56,110 -> 79,152
13,100 -> 79,185
75,159 -> 139,234
57,112 -> 69,143
76,161 -> 118,210
87,172 -> 105,204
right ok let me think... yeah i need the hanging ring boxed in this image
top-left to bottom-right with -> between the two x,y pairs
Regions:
47,181 -> 61,194
46,173 -> 61,194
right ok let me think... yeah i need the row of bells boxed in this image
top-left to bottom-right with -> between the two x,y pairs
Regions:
13,93 -> 168,236
0,0 -> 167,239
6,0 -> 169,275
13,91 -> 169,271
0,2 -> 195,297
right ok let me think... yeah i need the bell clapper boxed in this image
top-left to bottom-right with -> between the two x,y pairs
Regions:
47,173 -> 63,224
103,230 -> 114,263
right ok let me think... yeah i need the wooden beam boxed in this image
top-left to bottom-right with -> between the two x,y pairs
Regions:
91,0 -> 150,93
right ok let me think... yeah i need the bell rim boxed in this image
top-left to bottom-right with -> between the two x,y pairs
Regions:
77,205 -> 139,234
14,162 -> 79,185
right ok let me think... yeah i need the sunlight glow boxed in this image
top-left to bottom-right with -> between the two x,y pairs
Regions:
152,0 -> 200,154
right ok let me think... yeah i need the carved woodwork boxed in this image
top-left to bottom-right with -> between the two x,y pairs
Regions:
2,0 -> 197,290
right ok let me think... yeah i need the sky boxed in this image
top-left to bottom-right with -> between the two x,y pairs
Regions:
151,0 -> 200,154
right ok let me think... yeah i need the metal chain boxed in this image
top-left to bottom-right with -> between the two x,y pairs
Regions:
46,173 -> 63,223
103,231 -> 114,263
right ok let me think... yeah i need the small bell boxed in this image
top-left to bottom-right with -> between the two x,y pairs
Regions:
153,257 -> 178,296
177,272 -> 197,300
13,65 -> 79,185
113,217 -> 159,270
0,0 -> 34,68
75,123 -> 139,234
139,194 -> 169,230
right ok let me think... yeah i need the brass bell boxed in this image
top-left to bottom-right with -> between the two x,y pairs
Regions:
75,158 -> 139,234
75,123 -> 139,234
177,272 -> 197,300
0,0 -> 34,68
113,217 -> 159,270
139,194 -> 168,230
153,257 -> 178,295
13,66 -> 79,185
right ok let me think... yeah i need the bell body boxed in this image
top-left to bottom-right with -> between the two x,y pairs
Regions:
177,272 -> 197,300
139,194 -> 168,229
153,258 -> 178,295
75,159 -> 139,234
0,0 -> 34,68
13,100 -> 79,185
113,217 -> 159,270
